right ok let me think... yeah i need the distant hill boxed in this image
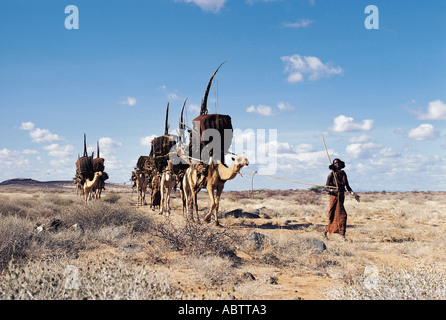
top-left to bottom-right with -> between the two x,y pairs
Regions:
0,178 -> 73,187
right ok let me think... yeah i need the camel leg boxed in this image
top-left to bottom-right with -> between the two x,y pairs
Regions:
204,186 -> 216,223
213,186 -> 224,226
165,188 -> 170,216
160,183 -> 164,214
193,191 -> 200,223
180,189 -> 186,216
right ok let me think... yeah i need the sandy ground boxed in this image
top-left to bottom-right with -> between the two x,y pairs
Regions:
1,181 -> 445,300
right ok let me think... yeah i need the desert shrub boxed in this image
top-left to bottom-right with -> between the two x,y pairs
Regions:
44,195 -> 75,207
0,198 -> 35,218
0,256 -> 185,300
151,219 -> 243,256
185,255 -> 236,287
0,215 -> 34,269
293,191 -> 323,205
0,199 -> 155,269
103,194 -> 121,204
326,265 -> 446,300
61,202 -> 152,233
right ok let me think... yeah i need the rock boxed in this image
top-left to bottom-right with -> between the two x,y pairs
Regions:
239,232 -> 272,252
241,272 -> 256,281
304,238 -> 327,253
33,223 -> 45,234
267,276 -> 278,285
118,244 -> 144,253
48,219 -> 64,232
69,223 -> 85,236
254,206 -> 278,219
243,231 -> 268,251
225,209 -> 260,219
262,253 -> 281,266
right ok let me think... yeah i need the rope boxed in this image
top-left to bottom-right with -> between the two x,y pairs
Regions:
240,167 -> 336,189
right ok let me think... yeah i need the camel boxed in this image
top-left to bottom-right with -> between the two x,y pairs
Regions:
93,178 -> 105,199
133,168 -> 149,207
159,160 -> 176,216
74,177 -> 83,196
203,155 -> 249,226
83,171 -> 103,204
182,162 -> 209,222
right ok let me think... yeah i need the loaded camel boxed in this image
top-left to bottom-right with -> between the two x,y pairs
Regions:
203,155 -> 249,226
83,171 -> 103,204
182,161 -> 209,222
133,168 -> 150,207
74,173 -> 84,196
159,160 -> 176,216
183,155 -> 248,226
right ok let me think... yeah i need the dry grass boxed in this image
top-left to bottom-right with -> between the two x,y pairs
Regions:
0,185 -> 445,300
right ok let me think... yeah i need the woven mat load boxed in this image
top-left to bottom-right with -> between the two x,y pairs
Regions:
136,156 -> 150,171
150,135 -> 177,158
92,157 -> 105,172
75,156 -> 93,179
190,114 -> 233,164
148,135 -> 179,173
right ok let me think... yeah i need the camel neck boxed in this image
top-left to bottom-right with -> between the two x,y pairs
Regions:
217,163 -> 239,181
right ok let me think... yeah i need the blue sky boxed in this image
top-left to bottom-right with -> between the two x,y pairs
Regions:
1,0 -> 445,191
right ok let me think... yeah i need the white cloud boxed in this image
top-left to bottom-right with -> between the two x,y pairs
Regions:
346,142 -> 382,159
246,104 -> 274,116
282,19 -> 314,29
22,149 -> 39,155
418,100 -> 446,120
331,115 -> 374,132
97,137 -> 124,170
188,103 -> 201,114
408,123 -> 439,141
119,97 -> 137,106
140,135 -> 157,147
293,143 -> 315,153
349,135 -> 371,143
166,92 -> 181,101
98,137 -> 122,155
179,0 -> 227,13
43,144 -> 74,158
29,128 -> 62,143
19,122 -> 35,131
281,54 -> 343,83
277,101 -> 294,111
0,148 -> 30,170
246,0 -> 281,4
19,122 -> 63,143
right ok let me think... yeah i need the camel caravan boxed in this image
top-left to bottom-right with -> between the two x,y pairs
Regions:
131,62 -> 249,225
74,134 -> 109,203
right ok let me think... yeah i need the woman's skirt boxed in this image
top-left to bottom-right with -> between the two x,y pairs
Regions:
327,193 -> 347,235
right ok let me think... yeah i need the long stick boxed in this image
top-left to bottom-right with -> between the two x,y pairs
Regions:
322,136 -> 339,191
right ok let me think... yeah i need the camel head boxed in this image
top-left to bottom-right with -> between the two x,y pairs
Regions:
231,155 -> 249,170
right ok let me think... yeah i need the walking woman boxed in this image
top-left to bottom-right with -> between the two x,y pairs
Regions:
323,158 -> 360,240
